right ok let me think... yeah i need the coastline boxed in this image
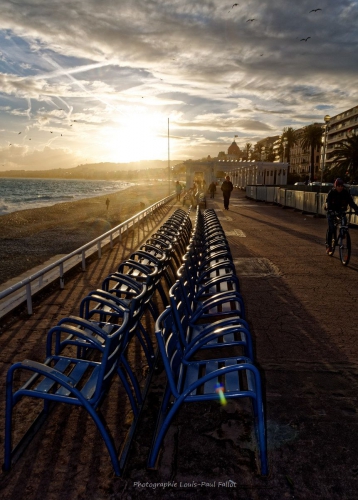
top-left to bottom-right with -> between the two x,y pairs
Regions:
0,182 -> 171,285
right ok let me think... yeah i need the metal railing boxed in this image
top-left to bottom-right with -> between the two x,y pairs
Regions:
0,194 -> 175,318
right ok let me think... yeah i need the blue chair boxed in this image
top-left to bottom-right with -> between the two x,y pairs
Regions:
4,311 -> 130,475
148,308 -> 268,475
168,281 -> 253,360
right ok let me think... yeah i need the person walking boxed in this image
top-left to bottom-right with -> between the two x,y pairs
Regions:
208,181 -> 216,199
105,198 -> 110,211
221,175 -> 234,210
175,181 -> 182,201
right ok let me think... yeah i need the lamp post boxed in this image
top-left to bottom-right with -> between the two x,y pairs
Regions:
168,117 -> 170,196
315,114 -> 331,215
261,146 -> 265,161
319,115 -> 331,191
282,139 -> 288,162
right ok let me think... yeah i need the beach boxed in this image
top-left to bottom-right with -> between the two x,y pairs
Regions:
0,182 -> 171,285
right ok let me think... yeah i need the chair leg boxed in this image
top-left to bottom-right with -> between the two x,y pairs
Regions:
135,324 -> 154,368
4,386 -> 14,471
116,364 -> 141,418
85,404 -> 121,476
119,356 -> 143,408
147,389 -> 184,469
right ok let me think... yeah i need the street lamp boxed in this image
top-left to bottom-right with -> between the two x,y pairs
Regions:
282,139 -> 288,162
319,115 -> 331,190
315,114 -> 331,216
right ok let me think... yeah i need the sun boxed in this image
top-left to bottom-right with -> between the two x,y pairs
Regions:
101,110 -> 169,163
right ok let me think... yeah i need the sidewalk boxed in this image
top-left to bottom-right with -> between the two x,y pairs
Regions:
1,191 -> 358,500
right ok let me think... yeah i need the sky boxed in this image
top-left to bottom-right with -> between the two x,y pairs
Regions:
0,0 -> 357,171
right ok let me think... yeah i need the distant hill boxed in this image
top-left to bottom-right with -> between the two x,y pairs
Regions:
0,160 -> 183,180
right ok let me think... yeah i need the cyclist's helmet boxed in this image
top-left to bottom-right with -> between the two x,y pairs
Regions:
334,178 -> 344,187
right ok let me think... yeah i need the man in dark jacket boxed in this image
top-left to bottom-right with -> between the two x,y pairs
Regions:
325,178 -> 358,253
221,175 -> 234,210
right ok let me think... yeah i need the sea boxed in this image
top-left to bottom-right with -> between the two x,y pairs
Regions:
0,178 -> 134,215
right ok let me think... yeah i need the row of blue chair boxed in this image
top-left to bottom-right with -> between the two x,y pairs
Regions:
148,207 -> 268,476
3,207 -> 192,476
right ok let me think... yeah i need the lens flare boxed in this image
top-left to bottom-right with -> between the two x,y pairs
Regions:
215,383 -> 227,406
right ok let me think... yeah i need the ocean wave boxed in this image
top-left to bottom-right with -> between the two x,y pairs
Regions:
0,204 -> 9,215
0,179 -> 133,215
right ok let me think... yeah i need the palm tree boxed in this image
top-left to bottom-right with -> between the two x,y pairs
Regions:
281,127 -> 297,178
282,127 -> 296,164
331,135 -> 358,182
300,125 -> 322,181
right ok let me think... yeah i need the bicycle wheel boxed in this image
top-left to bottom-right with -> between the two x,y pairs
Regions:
326,228 -> 336,256
339,230 -> 351,266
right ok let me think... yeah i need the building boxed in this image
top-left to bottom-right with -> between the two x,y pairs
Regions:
254,136 -> 279,161
183,138 -> 288,190
289,124 -> 322,180
227,140 -> 241,160
224,161 -> 288,188
184,158 -> 288,190
324,105 -> 358,170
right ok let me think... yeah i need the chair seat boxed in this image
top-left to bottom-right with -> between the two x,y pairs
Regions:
20,357 -> 101,402
182,357 -> 255,399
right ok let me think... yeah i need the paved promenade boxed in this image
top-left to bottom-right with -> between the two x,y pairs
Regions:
1,190 -> 358,500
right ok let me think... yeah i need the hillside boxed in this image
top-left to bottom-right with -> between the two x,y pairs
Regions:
0,160 -> 184,180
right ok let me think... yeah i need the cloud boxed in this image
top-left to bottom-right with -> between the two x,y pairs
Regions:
0,0 -> 357,167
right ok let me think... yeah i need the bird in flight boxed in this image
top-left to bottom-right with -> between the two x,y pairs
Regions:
309,8 -> 322,12
300,37 -> 311,41
228,3 -> 239,11
18,132 -> 21,134
247,18 -> 255,22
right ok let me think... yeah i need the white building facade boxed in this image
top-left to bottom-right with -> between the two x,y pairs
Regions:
222,161 -> 288,189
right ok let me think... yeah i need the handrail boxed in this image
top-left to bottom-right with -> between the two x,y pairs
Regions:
0,193 -> 176,317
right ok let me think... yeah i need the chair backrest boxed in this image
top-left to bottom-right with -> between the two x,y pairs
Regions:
79,290 -> 130,325
155,307 -> 184,399
94,309 -> 130,398
117,259 -> 159,288
129,250 -> 166,272
168,280 -> 193,348
101,274 -> 147,330
102,272 -> 145,301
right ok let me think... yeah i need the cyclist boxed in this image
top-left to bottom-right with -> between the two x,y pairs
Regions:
325,178 -> 358,254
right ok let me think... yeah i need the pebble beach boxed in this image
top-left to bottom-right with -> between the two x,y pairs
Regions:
0,182 -> 171,285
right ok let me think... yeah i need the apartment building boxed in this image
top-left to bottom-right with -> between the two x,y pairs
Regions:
289,125 -> 322,179
324,105 -> 358,169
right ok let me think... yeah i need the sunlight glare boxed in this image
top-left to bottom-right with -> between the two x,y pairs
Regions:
103,111 -> 169,163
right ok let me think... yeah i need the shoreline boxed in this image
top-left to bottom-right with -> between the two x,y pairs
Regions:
0,178 -> 134,216
0,183 -> 171,285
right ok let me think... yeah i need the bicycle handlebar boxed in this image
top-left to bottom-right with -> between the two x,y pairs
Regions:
327,210 -> 356,215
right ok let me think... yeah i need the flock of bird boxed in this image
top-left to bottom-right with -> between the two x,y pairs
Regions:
228,4 -> 322,41
7,120 -> 78,145
4,5 -> 325,148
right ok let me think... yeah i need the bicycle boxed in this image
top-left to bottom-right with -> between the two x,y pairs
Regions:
326,210 -> 355,266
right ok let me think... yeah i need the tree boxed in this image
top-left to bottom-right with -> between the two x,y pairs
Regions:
281,127 -> 296,165
300,125 -> 322,181
331,135 -> 358,182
